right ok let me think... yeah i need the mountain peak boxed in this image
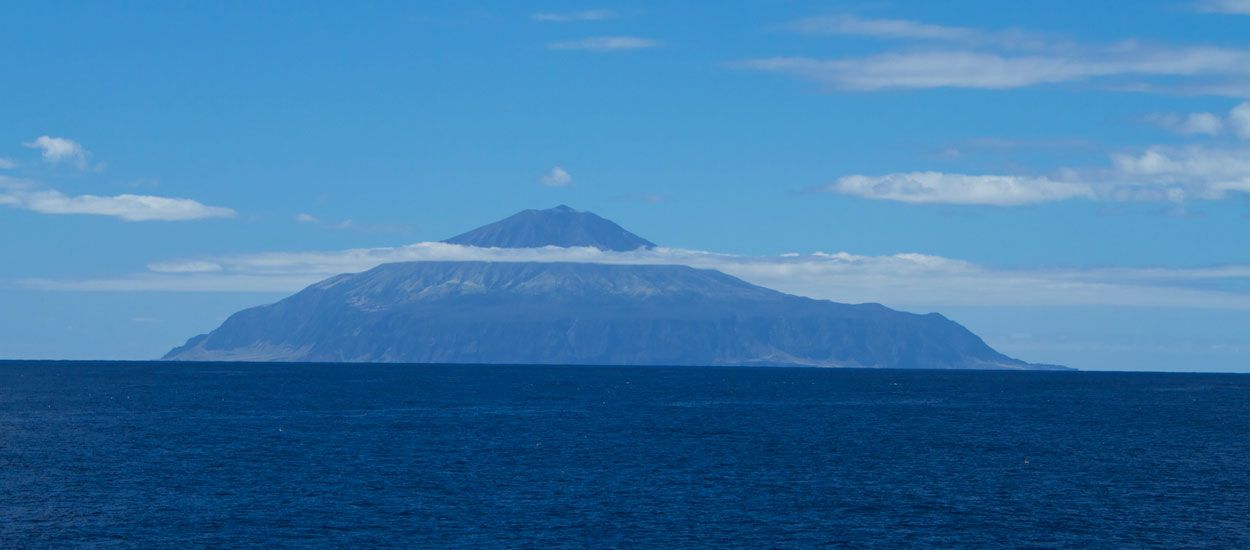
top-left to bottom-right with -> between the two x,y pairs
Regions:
443,206 -> 656,251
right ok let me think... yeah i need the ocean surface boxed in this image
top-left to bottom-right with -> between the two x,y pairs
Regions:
1,362 -> 1248,547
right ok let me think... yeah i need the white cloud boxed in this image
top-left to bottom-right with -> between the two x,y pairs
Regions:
783,15 -> 1063,52
1147,102 -> 1250,137
548,36 -> 660,51
293,212 -> 367,231
532,9 -> 616,22
738,45 -> 1250,92
826,135 -> 1250,205
1230,102 -> 1250,138
743,16 -> 1250,94
1196,0 -> 1250,14
787,15 -> 977,41
0,158 -> 15,169
23,136 -> 90,168
828,172 -> 1095,205
0,177 -> 236,222
1182,112 -> 1225,134
540,166 -> 573,186
827,149 -> 1250,206
147,260 -> 224,273
20,242 -> 1250,310
22,192 -> 236,221
1147,112 -> 1224,135
1111,145 -> 1250,199
21,273 -> 322,293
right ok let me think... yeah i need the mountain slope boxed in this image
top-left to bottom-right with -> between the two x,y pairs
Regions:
165,261 -> 1064,369
443,205 -> 655,251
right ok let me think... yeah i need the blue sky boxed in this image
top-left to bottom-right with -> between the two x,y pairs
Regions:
2,1 -> 1250,371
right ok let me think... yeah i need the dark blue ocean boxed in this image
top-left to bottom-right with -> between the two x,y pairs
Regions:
1,362 -> 1248,547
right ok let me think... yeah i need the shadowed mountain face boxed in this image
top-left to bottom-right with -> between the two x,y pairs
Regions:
166,207 -> 1066,369
443,205 -> 655,251
164,262 -> 1059,369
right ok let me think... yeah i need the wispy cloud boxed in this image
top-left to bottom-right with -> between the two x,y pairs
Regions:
1147,101 -> 1250,137
23,136 -> 91,169
147,260 -> 224,273
1196,0 -> 1250,14
20,242 -> 1250,310
548,36 -> 659,51
930,137 -> 1096,161
828,173 -> 1095,206
532,9 -> 617,22
825,140 -> 1250,206
742,15 -> 1250,94
783,14 -> 1053,50
540,166 -> 573,186
738,46 -> 1250,92
0,176 -> 236,222
289,211 -> 411,234
787,14 -> 977,41
0,158 -> 15,169
1146,112 -> 1225,135
1235,103 -> 1250,137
